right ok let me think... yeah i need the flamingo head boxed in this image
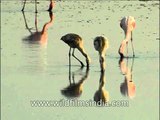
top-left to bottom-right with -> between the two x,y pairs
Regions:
93,36 -> 109,52
120,16 -> 136,33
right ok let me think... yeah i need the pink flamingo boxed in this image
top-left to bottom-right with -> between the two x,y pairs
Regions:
118,16 -> 136,58
21,0 -> 55,13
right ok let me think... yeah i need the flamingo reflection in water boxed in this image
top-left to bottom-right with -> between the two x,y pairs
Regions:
94,71 -> 109,106
22,11 -> 54,47
93,36 -> 109,105
61,66 -> 89,98
119,57 -> 136,99
21,0 -> 55,13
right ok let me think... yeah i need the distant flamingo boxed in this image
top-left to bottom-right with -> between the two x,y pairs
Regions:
21,0 -> 55,13
93,36 -> 109,72
118,16 -> 136,58
60,33 -> 91,68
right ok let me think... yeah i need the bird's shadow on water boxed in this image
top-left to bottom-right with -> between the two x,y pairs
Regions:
61,65 -> 90,98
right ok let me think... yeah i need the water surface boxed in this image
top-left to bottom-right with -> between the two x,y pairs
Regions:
1,1 -> 159,120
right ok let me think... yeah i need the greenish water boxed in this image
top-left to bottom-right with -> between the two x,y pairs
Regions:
1,1 -> 159,120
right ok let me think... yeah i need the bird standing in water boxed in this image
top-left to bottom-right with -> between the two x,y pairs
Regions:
118,16 -> 136,58
94,36 -> 109,72
61,33 -> 91,68
21,0 -> 55,13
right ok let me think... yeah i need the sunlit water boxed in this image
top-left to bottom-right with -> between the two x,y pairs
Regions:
1,1 -> 159,120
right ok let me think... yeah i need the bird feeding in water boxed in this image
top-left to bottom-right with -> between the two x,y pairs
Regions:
118,16 -> 136,58
60,33 -> 91,68
94,36 -> 109,72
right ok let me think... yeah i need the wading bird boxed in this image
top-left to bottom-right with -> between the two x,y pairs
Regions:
118,16 -> 136,58
21,0 -> 55,13
60,33 -> 91,68
93,36 -> 109,72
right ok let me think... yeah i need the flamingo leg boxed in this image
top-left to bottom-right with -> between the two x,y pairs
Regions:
47,0 -> 54,12
69,47 -> 71,66
35,0 -> 38,13
69,63 -> 71,85
72,73 -> 75,83
35,12 -> 38,32
22,11 -> 32,34
72,49 -> 84,67
21,0 -> 27,11
131,32 -> 135,57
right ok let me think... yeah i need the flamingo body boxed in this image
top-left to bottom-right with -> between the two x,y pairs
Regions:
119,16 -> 136,58
61,33 -> 91,67
61,33 -> 82,48
94,36 -> 109,72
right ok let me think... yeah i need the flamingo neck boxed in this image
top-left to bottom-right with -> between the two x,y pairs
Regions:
78,47 -> 91,67
125,31 -> 132,42
99,54 -> 106,72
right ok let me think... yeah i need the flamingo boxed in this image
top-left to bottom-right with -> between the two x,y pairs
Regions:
118,16 -> 136,58
60,33 -> 91,68
21,0 -> 55,13
93,36 -> 109,72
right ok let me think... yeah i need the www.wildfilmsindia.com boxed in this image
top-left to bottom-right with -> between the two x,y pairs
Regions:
30,99 -> 129,107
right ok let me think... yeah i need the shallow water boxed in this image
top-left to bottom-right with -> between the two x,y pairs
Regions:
1,1 -> 159,120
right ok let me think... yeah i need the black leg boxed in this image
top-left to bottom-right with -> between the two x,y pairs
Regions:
35,0 -> 38,13
69,62 -> 71,85
69,47 -> 71,66
21,0 -> 26,11
131,32 -> 135,57
35,12 -> 38,32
